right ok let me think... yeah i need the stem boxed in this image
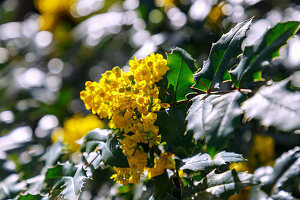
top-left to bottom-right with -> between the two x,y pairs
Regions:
85,152 -> 100,169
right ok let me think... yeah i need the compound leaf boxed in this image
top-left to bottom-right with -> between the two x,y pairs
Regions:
193,18 -> 252,92
230,21 -> 300,88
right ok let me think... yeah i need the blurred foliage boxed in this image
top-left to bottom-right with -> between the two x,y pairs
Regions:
0,0 -> 300,199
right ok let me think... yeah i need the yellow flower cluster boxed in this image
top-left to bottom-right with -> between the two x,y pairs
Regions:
80,53 -> 174,185
52,114 -> 104,152
34,0 -> 76,30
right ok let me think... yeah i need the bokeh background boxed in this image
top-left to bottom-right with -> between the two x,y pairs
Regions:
0,0 -> 300,199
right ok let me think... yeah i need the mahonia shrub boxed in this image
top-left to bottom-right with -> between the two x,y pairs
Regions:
9,19 -> 300,200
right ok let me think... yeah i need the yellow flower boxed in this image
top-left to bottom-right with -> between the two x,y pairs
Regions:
51,114 -> 104,152
81,53 -> 175,185
34,0 -> 77,30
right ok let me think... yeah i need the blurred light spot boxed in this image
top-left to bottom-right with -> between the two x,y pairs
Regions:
19,152 -> 32,164
244,19 -> 270,47
45,75 -> 62,92
35,127 -> 48,138
38,115 -> 59,130
133,18 -> 146,30
222,4 -> 233,16
285,7 -> 300,22
189,0 -> 212,20
3,0 -> 18,12
227,0 -> 243,4
292,71 -> 300,88
266,10 -> 282,25
167,7 -> 187,29
81,191 -> 92,200
131,30 -> 151,47
0,22 -> 22,40
0,110 -> 14,124
28,144 -> 44,156
244,0 -> 261,5
0,47 -> 9,64
124,10 -> 139,25
68,99 -> 82,113
231,5 -> 244,20
151,33 -> 165,45
72,0 -> 104,17
149,9 -> 164,24
10,126 -> 33,142
25,52 -> 36,63
122,65 -> 130,72
4,160 -> 16,170
34,31 -> 53,48
134,42 -> 157,59
123,0 -> 139,10
89,66 -> 106,81
18,68 -> 45,88
22,15 -> 39,38
288,37 -> 300,66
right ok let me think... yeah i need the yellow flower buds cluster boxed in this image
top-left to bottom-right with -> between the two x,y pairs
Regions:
80,53 -> 175,185
52,114 -> 104,152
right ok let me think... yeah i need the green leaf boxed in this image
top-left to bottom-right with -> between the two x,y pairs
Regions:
193,19 -> 252,92
182,169 -> 260,199
180,151 -> 244,172
186,91 -> 246,149
166,47 -> 198,103
242,79 -> 300,132
45,162 -> 87,200
18,194 -> 45,200
98,136 -> 129,168
230,21 -> 300,88
150,171 -> 180,200
156,103 -> 195,158
81,128 -> 111,153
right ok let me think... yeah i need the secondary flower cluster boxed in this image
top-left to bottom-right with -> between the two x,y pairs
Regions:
80,53 -> 175,185
52,114 -> 104,152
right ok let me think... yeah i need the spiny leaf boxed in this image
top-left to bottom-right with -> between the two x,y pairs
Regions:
193,18 -> 252,92
98,136 -> 129,168
242,79 -> 300,132
81,128 -> 111,153
182,169 -> 260,199
256,146 -> 300,195
230,21 -> 300,88
166,47 -> 198,103
45,162 -> 87,200
186,91 -> 246,149
156,103 -> 195,158
181,151 -> 244,172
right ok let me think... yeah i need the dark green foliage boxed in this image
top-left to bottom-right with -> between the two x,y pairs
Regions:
186,91 -> 246,149
166,48 -> 198,103
156,103 -> 195,158
18,194 -> 45,200
182,169 -> 260,199
193,19 -> 252,92
242,79 -> 300,132
230,21 -> 300,88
